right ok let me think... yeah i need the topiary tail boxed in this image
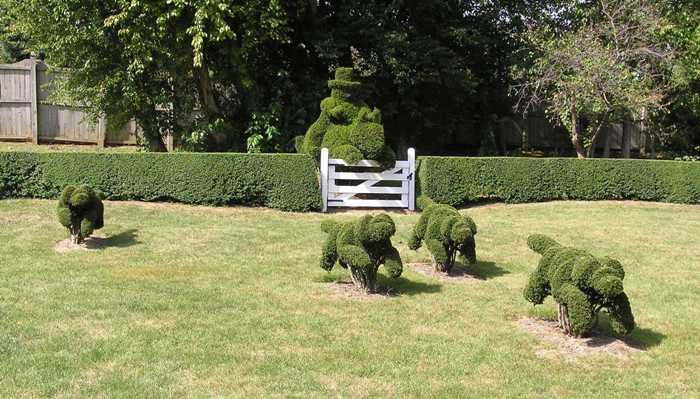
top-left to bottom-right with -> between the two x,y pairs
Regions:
416,195 -> 435,211
321,219 -> 340,234
527,234 -> 560,254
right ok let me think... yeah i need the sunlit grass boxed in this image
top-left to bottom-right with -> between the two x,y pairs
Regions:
0,199 -> 698,397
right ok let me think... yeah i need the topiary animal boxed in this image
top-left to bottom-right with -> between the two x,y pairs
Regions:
300,67 -> 395,165
320,214 -> 403,293
408,197 -> 478,273
56,184 -> 104,244
525,234 -> 635,337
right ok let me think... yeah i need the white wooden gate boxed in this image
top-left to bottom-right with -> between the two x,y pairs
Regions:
320,148 -> 416,212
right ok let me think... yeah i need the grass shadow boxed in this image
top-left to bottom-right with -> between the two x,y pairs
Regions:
377,274 -> 442,296
588,313 -> 666,350
461,260 -> 510,280
85,229 -> 140,249
317,272 -> 442,297
622,327 -> 666,350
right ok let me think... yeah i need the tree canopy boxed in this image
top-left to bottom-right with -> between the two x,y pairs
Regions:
1,0 -> 697,156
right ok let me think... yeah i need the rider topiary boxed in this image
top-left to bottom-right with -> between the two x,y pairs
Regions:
320,214 -> 403,293
408,197 -> 478,273
524,234 -> 635,337
56,184 -> 104,244
301,67 -> 394,165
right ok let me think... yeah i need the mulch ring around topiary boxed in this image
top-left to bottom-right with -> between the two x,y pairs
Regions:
407,262 -> 480,282
54,234 -> 108,253
516,317 -> 642,361
325,281 -> 399,300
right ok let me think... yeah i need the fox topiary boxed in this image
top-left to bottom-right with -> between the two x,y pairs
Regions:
525,234 -> 635,337
56,184 -> 104,244
408,197 -> 478,273
320,214 -> 403,293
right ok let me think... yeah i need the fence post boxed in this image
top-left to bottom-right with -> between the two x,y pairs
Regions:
320,148 -> 329,212
29,56 -> 39,144
408,148 -> 416,211
97,116 -> 106,148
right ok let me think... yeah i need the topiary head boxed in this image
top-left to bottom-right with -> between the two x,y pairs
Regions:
356,214 -> 396,244
450,219 -> 474,244
527,234 -> 560,254
328,67 -> 364,100
69,185 -> 95,208
591,266 -> 624,298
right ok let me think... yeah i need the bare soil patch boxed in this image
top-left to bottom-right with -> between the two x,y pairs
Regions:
54,234 -> 108,253
517,317 -> 642,361
326,281 -> 398,300
407,262 -> 479,282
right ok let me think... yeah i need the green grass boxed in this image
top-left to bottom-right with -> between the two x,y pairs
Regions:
0,199 -> 698,397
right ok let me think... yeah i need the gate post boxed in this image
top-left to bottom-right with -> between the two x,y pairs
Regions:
320,148 -> 329,212
408,148 -> 416,211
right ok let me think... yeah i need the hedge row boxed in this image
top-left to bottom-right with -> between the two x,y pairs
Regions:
0,152 -> 320,212
417,157 -> 700,206
3,152 -> 699,211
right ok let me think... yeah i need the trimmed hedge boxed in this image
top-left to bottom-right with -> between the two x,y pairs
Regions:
418,157 -> 700,206
4,152 -> 700,211
0,152 -> 320,212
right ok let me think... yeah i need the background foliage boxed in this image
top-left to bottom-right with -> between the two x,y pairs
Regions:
0,0 -> 698,156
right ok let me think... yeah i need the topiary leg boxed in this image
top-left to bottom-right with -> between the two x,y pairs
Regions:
408,229 -> 422,250
425,239 -> 451,273
338,244 -> 375,292
320,230 -> 339,271
458,239 -> 477,265
524,268 -> 549,305
555,283 -> 595,337
383,245 -> 403,278
606,293 -> 635,336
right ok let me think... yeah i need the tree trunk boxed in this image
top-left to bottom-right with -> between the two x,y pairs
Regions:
350,266 -> 378,293
432,245 -> 457,274
570,106 -> 586,159
621,120 -> 632,158
602,127 -> 611,158
557,302 -> 573,336
195,60 -> 220,117
69,223 -> 82,245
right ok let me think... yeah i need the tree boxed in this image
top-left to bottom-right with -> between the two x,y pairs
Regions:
658,0 -> 700,154
2,0 -> 306,151
300,67 -> 393,164
513,0 -> 676,158
408,197 -> 478,273
320,214 -> 403,293
56,185 -> 105,245
525,234 -> 635,337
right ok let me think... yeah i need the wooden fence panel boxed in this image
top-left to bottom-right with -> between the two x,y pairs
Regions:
38,104 -> 100,143
0,64 -> 33,140
0,58 -> 139,146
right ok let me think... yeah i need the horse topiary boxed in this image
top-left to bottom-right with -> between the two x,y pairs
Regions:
408,197 -> 478,273
320,214 -> 403,293
524,234 -> 635,337
56,184 -> 104,244
300,67 -> 394,165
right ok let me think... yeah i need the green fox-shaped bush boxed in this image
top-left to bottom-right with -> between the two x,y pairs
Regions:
320,214 -> 402,293
408,197 -> 477,273
525,234 -> 635,337
56,184 -> 104,244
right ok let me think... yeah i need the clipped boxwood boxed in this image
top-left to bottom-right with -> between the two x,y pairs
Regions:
418,157 -> 700,206
0,152 -> 320,212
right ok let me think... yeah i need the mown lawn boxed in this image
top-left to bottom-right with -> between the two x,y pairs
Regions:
0,199 -> 698,398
